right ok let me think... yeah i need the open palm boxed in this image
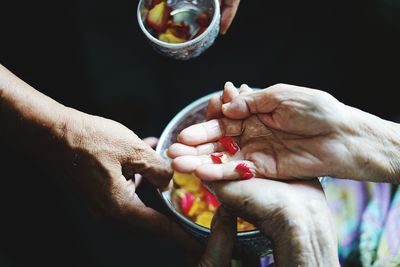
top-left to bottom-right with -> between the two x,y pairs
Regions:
169,83 -> 357,181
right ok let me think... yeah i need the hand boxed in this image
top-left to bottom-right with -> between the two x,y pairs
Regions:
207,178 -> 340,267
169,83 -> 400,183
219,0 -> 240,35
60,113 -> 237,267
57,109 -> 201,256
168,84 -> 339,266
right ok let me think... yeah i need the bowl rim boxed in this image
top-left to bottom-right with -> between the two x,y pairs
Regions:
156,91 -> 261,237
137,0 -> 220,48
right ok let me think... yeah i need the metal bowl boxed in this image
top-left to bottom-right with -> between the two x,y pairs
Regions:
137,0 -> 220,60
156,91 -> 273,260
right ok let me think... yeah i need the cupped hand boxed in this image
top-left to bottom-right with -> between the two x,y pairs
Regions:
168,83 -> 340,266
169,83 -> 361,181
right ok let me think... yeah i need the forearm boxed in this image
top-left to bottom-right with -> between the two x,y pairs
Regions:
340,105 -> 400,183
0,64 -> 70,160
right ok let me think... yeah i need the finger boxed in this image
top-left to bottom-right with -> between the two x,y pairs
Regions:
209,178 -> 322,219
238,84 -> 253,94
177,120 -> 222,145
206,178 -> 273,227
143,136 -> 158,148
222,86 -> 284,119
134,173 -> 143,187
220,0 -> 241,35
126,139 -> 172,188
172,155 -> 214,173
199,206 -> 236,267
178,118 -> 243,146
221,95 -> 252,119
206,82 -> 238,120
206,94 -> 223,120
167,142 -> 220,158
195,160 -> 256,181
222,81 -> 239,103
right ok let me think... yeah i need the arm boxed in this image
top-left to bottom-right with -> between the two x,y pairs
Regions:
339,105 -> 400,184
170,82 -> 400,184
0,64 -> 201,257
0,64 -> 69,160
0,65 -> 248,266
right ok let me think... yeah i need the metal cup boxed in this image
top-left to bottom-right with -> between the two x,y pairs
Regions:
137,0 -> 220,60
156,91 -> 273,260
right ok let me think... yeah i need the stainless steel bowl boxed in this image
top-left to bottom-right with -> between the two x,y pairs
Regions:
137,0 -> 220,60
156,91 -> 273,260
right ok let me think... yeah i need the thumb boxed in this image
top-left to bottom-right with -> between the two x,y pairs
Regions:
222,88 -> 281,120
221,96 -> 252,119
198,206 -> 236,267
128,139 -> 172,188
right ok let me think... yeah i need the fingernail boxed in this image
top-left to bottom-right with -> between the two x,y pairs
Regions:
240,84 -> 249,90
224,81 -> 234,89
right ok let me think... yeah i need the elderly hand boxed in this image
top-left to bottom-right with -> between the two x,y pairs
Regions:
54,109 -> 208,256
61,111 -> 242,266
168,84 -> 340,266
208,178 -> 339,267
169,82 -> 400,183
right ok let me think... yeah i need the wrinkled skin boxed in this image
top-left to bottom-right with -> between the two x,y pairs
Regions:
169,83 -> 340,266
170,83 -> 400,183
1,64 -> 241,266
208,178 -> 339,267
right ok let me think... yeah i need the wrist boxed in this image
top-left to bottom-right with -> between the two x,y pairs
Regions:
51,107 -> 93,162
0,64 -> 70,156
340,105 -> 400,183
26,102 -> 76,162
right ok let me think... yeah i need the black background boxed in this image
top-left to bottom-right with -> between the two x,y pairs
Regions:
0,0 -> 399,266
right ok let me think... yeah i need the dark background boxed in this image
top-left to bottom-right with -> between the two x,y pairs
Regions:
1,0 -> 399,266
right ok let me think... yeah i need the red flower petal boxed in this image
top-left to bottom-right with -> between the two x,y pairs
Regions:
180,192 -> 195,215
203,188 -> 220,209
219,136 -> 240,155
210,152 -> 223,164
235,163 -> 254,180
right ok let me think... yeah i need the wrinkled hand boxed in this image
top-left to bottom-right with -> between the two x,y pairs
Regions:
168,84 -> 339,266
208,178 -> 339,267
219,0 -> 240,34
57,110 -> 201,257
169,82 -> 372,181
